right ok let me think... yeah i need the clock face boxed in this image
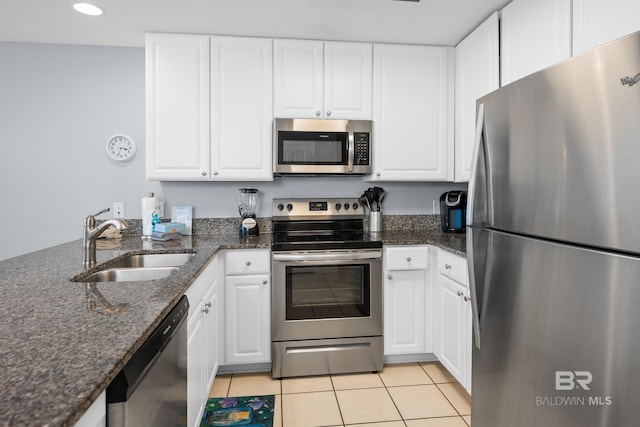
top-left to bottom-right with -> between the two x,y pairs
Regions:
106,134 -> 136,162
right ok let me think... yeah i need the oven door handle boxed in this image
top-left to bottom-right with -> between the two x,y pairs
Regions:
272,251 -> 382,262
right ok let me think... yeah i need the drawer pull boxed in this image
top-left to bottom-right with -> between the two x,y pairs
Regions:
457,290 -> 464,297
406,256 -> 412,262
445,264 -> 452,270
262,280 -> 268,285
246,261 -> 251,266
387,274 -> 393,280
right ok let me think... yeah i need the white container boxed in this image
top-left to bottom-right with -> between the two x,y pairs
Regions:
141,192 -> 160,239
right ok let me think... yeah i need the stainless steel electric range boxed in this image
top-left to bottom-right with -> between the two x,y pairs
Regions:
271,198 -> 383,378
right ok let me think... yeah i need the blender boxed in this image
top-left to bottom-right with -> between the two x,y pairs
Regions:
237,188 -> 259,236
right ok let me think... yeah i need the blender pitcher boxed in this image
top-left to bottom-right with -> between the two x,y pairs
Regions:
237,188 -> 259,236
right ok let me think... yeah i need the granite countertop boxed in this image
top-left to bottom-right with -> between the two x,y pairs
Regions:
0,233 -> 270,427
0,223 -> 464,427
376,229 -> 467,258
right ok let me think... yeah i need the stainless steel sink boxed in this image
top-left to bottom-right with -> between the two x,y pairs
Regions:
109,253 -> 195,268
71,252 -> 195,283
78,267 -> 179,282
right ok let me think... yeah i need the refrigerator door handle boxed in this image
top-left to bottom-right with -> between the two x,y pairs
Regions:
466,103 -> 485,227
467,228 -> 483,350
467,103 -> 486,350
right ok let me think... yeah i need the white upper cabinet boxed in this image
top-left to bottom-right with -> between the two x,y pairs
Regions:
274,39 -> 373,119
324,42 -> 373,119
371,44 -> 454,181
573,0 -> 640,55
210,36 -> 273,180
146,34 -> 210,180
454,12 -> 499,182
146,34 -> 273,181
500,0 -> 572,86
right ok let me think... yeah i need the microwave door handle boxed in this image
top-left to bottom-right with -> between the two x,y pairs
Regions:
347,133 -> 354,173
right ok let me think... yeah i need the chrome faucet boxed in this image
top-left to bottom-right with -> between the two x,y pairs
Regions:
82,207 -> 129,269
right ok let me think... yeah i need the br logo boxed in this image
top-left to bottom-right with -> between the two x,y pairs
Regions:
555,371 -> 592,391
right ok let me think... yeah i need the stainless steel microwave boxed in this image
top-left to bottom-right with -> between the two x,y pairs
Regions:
274,118 -> 372,175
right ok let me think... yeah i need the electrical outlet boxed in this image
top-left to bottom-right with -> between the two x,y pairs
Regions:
113,202 -> 125,218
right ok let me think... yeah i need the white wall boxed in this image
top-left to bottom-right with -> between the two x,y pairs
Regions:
0,42 -> 465,261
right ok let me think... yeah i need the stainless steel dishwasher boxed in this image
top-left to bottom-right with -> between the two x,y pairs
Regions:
107,296 -> 189,427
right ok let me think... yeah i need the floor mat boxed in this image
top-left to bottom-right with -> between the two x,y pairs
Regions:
200,395 -> 276,427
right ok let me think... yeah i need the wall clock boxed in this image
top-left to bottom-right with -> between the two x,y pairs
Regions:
106,134 -> 137,162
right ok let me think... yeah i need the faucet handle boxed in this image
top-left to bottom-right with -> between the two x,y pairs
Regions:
93,207 -> 111,217
85,207 -> 111,228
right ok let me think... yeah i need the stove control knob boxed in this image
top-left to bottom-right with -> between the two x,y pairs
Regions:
344,203 -> 350,210
335,203 -> 342,211
352,203 -> 359,210
286,203 -> 293,212
277,203 -> 284,211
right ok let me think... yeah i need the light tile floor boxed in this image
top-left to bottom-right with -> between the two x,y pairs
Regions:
209,362 -> 471,427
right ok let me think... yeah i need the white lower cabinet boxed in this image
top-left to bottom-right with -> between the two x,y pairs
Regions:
434,249 -> 472,393
185,254 -> 222,427
72,391 -> 105,427
224,250 -> 271,365
383,246 -> 431,355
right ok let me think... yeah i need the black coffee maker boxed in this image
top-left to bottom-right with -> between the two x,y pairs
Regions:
440,191 -> 467,233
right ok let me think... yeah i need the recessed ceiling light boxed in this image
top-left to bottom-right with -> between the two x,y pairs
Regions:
73,2 -> 104,16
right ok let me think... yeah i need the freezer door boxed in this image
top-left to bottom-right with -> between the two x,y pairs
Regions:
471,229 -> 640,427
474,31 -> 640,254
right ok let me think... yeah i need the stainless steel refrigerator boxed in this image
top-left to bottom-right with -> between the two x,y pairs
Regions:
467,31 -> 640,427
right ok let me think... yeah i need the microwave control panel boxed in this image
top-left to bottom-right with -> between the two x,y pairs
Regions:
354,132 -> 370,166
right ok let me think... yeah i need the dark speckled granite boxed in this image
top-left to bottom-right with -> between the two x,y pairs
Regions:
0,214 -> 463,427
0,233 -> 270,427
368,214 -> 467,257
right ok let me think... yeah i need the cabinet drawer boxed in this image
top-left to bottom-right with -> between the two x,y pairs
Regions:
225,249 -> 270,275
384,245 -> 429,270
437,249 -> 468,286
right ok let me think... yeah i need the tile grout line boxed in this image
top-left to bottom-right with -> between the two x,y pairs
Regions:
433,381 -> 469,420
329,375 -> 346,427
278,376 -> 284,427
376,370 -> 409,427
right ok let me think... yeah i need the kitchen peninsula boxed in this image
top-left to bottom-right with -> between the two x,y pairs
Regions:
0,221 -> 464,426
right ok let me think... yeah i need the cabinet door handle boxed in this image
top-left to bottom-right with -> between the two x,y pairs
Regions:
326,110 -> 331,116
464,295 -> 471,302
445,264 -> 452,270
205,302 -> 212,308
202,307 -> 210,314
213,170 -> 219,175
246,261 -> 251,266
262,280 -> 268,285
387,274 -> 393,280
201,171 -> 207,176
316,111 -> 321,116
457,290 -> 464,297
406,256 -> 412,262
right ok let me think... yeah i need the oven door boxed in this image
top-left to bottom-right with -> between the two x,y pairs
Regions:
271,249 -> 382,341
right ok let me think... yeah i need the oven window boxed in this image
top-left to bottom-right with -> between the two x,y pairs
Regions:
278,131 -> 348,165
285,264 -> 370,320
